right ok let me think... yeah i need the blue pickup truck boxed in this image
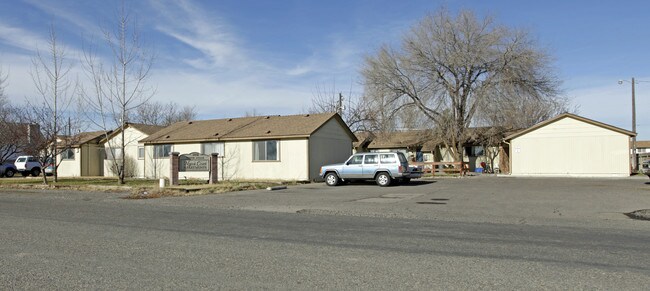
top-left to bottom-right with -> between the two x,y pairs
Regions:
319,152 -> 422,187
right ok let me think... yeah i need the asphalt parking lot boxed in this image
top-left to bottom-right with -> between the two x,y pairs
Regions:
133,175 -> 650,230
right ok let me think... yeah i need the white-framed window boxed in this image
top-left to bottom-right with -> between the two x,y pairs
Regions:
105,147 -> 122,160
201,142 -> 224,155
61,148 -> 75,160
138,146 -> 144,160
154,144 -> 172,158
253,140 -> 278,161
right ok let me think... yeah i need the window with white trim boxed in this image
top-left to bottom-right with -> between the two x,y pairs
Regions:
253,140 -> 278,161
61,148 -> 75,160
153,144 -> 172,158
138,146 -> 144,159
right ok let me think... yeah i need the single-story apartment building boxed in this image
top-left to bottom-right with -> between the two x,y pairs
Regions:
139,112 -> 356,181
505,113 -> 635,177
57,131 -> 107,177
102,123 -> 165,178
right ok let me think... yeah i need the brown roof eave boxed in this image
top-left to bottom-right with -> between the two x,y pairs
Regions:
142,134 -> 313,145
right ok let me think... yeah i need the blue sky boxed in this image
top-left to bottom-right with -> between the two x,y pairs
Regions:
1,0 -> 650,139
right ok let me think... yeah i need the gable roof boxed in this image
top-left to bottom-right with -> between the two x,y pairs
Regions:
504,113 -> 636,141
100,122 -> 165,143
140,112 -> 357,144
365,130 -> 433,149
636,140 -> 650,149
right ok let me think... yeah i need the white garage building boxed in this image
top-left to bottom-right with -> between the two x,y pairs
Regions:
505,113 -> 635,177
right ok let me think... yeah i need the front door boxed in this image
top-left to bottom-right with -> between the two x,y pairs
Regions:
362,154 -> 379,178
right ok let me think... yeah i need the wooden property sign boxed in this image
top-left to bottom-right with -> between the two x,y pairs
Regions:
179,152 -> 210,172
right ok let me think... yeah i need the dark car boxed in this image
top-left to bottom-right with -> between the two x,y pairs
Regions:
0,162 -> 17,178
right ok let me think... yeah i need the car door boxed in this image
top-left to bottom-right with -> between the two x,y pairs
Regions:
362,154 -> 379,178
340,154 -> 364,179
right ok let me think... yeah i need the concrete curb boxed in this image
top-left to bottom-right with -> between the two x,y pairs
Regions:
266,186 -> 287,191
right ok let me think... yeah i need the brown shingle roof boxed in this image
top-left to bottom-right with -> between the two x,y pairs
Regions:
366,130 -> 433,149
128,123 -> 165,135
636,140 -> 650,149
141,112 -> 356,144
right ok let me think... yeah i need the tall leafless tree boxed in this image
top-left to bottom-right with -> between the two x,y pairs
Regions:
79,4 -> 155,184
28,24 -> 78,184
131,101 -> 196,126
362,9 -> 562,161
308,81 -> 376,133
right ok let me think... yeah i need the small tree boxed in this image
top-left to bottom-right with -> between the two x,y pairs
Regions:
79,4 -> 155,184
27,24 -> 78,184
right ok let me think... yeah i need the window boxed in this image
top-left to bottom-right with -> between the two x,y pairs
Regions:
61,148 -> 75,160
347,155 -> 363,165
138,146 -> 144,160
105,147 -> 122,160
380,154 -> 396,164
154,144 -> 172,158
364,154 -> 378,164
253,140 -> 278,161
202,142 -> 224,155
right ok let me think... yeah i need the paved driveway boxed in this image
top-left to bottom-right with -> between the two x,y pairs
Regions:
139,176 -> 650,230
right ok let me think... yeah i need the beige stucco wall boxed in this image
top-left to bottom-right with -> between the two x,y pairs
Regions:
144,139 -> 310,181
104,127 -> 148,178
226,139 -> 309,181
57,148 -> 81,177
510,117 -> 631,177
309,119 -> 353,180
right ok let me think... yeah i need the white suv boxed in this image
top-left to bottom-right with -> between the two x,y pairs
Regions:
14,156 -> 41,177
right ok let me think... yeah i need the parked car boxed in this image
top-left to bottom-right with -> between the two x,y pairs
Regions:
319,152 -> 422,187
642,160 -> 650,178
14,155 -> 42,177
0,162 -> 17,178
44,164 -> 54,176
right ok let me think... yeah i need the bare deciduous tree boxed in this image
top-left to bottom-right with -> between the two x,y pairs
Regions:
362,9 -> 562,161
131,101 -> 196,126
0,68 -> 27,164
308,81 -> 376,132
79,4 -> 155,184
28,25 -> 78,184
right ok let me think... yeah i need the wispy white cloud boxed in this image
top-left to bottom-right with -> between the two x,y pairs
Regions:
148,0 -> 251,70
22,0 -> 101,37
0,22 -> 46,53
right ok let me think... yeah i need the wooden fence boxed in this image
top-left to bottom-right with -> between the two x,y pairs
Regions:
410,161 -> 468,176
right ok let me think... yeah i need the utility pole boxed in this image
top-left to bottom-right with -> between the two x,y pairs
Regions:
632,77 -> 637,172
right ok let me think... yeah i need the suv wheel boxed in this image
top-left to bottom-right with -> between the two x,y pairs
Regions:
31,168 -> 41,177
325,172 -> 339,186
376,172 -> 392,187
5,169 -> 15,178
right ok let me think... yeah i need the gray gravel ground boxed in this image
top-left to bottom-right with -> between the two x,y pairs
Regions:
1,176 -> 649,289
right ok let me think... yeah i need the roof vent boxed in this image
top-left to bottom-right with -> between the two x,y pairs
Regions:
266,130 -> 271,134
188,121 -> 193,124
214,133 -> 219,136
228,118 -> 232,121
305,114 -> 310,117
265,116 -> 270,119
165,135 -> 170,139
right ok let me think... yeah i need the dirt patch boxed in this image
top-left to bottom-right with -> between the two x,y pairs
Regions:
624,209 -> 650,221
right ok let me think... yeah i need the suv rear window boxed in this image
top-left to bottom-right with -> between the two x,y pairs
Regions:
397,152 -> 407,163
